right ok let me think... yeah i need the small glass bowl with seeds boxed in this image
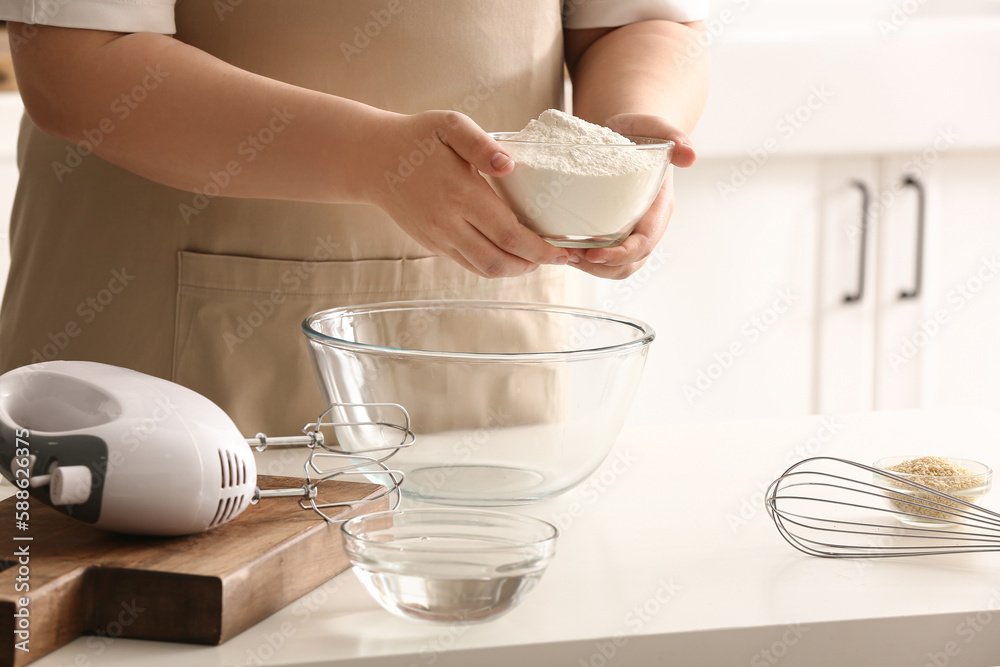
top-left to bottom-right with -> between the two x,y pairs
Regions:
873,456 -> 992,527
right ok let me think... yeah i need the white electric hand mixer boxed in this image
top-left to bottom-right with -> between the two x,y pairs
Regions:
0,361 -> 413,535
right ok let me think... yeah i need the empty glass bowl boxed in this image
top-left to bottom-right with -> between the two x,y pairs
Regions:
483,134 -> 673,248
873,456 -> 992,527
303,300 -> 654,505
341,508 -> 558,623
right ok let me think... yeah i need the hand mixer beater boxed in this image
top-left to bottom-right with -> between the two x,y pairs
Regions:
766,456 -> 998,558
0,361 -> 414,535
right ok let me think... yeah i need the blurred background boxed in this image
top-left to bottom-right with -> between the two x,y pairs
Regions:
0,0 -> 997,427
569,0 -> 1000,426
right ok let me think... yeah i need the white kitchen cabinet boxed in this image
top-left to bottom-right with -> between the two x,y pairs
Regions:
913,152 -> 1000,411
817,155 -> 930,414
817,150 -> 1000,415
567,147 -> 1000,426
569,157 -> 821,425
816,158 -> 881,414
872,155 -> 933,411
681,0 -> 1000,420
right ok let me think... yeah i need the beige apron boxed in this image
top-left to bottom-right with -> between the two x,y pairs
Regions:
0,1 -> 567,436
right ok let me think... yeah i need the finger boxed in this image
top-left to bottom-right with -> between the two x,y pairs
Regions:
470,184 -> 571,267
434,111 -> 515,177
415,217 -> 537,279
586,228 -> 656,269
387,213 -> 508,280
570,257 -> 645,280
441,247 -> 490,279
606,113 -> 697,168
432,114 -> 571,266
447,247 -> 539,279
668,141 -> 696,168
445,212 -> 542,278
583,206 -> 665,268
584,173 -> 674,266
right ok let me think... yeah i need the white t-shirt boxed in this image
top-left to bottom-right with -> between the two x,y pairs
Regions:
0,0 -> 708,35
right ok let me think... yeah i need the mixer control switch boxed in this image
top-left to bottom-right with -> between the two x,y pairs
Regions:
50,466 -> 93,506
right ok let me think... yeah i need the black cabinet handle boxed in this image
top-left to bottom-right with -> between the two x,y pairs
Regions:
844,180 -> 870,303
899,175 -> 925,300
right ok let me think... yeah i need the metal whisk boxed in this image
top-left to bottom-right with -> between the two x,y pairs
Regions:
249,401 -> 415,523
765,457 -> 1000,558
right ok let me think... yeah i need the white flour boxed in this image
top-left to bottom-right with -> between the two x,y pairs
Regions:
485,109 -> 670,245
510,109 -> 660,176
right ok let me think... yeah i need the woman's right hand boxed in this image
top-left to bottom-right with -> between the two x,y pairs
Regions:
369,111 -> 570,278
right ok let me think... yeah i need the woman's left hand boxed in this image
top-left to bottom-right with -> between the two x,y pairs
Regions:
568,113 -> 697,279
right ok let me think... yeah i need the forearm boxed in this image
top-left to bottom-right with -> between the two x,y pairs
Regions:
9,24 -> 393,204
568,21 -> 710,134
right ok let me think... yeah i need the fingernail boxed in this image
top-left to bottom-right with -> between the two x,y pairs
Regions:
490,152 -> 512,171
589,257 -> 607,264
568,255 -> 581,264
553,255 -> 569,265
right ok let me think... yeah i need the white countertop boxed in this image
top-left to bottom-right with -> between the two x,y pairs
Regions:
26,407 -> 1000,667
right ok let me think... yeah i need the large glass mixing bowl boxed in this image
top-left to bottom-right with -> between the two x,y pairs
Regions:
303,301 -> 654,505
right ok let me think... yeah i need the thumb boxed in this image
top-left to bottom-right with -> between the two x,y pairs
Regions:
435,112 -> 515,176
606,113 -> 697,168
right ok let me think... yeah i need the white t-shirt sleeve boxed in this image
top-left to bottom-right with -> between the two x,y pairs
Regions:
0,0 -> 177,34
563,0 -> 709,29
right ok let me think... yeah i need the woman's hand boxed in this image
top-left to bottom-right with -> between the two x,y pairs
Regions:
567,113 -> 696,280
371,110 -> 570,279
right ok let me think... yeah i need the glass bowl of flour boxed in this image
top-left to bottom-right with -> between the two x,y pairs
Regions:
485,110 -> 673,248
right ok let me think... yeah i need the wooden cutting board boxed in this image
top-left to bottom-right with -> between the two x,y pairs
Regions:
0,475 -> 388,667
